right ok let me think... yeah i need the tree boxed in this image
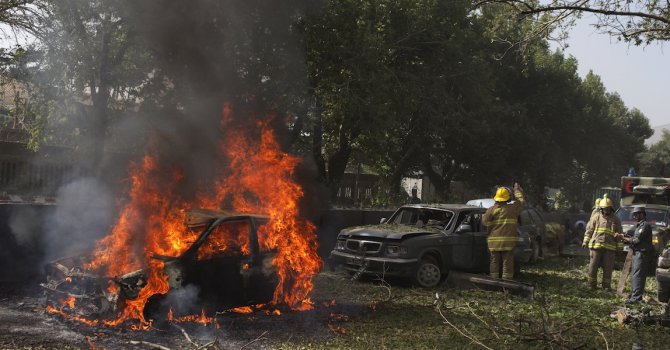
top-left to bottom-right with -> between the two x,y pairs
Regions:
640,130 -> 670,177
475,0 -> 670,45
0,0 -> 46,36
305,0 -> 501,200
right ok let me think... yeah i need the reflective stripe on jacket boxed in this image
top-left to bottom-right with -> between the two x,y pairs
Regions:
583,213 -> 622,251
483,190 -> 525,251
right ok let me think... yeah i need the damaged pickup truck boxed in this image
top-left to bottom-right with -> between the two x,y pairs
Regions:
330,204 -> 532,287
40,209 -> 277,319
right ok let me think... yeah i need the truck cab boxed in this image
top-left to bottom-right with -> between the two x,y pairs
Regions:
616,176 -> 670,253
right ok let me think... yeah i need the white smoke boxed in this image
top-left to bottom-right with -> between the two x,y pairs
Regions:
42,177 -> 115,261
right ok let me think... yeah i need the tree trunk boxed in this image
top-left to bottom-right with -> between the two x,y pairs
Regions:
388,143 -> 419,197
311,103 -> 327,182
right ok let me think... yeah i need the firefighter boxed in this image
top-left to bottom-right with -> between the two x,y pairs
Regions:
582,197 -> 624,291
622,206 -> 653,304
483,183 -> 525,280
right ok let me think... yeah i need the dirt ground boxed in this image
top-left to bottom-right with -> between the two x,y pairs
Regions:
0,279 -> 363,350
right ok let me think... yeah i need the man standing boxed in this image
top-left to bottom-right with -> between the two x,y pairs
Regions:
582,197 -> 624,291
622,206 -> 653,304
483,183 -> 525,280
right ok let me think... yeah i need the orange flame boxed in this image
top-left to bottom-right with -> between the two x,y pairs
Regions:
60,296 -> 76,309
229,306 -> 253,314
169,308 -> 214,325
78,103 -> 321,327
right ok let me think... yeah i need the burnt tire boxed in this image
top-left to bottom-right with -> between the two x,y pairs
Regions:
413,257 -> 442,288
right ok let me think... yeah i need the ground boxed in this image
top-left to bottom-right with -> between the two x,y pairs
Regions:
1,246 -> 670,349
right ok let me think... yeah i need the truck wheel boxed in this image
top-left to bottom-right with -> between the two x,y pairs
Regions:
413,257 -> 442,288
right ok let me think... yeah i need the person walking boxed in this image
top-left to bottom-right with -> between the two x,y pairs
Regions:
622,206 -> 653,304
582,196 -> 624,291
483,183 -> 525,280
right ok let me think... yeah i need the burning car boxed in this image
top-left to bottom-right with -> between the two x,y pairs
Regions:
329,204 -> 533,288
41,209 -> 277,321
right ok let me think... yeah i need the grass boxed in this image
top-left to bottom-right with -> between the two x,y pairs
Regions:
279,249 -> 670,349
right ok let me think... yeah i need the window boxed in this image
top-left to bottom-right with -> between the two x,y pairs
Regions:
389,208 -> 453,228
455,211 -> 483,232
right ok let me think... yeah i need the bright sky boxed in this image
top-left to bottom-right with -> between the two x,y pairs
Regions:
554,15 -> 669,128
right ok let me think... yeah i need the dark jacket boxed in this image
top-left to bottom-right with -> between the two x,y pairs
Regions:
630,220 -> 653,252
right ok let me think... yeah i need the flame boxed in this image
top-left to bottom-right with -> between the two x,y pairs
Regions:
230,306 -> 253,314
75,103 -> 321,327
46,305 -> 100,327
169,309 -> 214,325
208,112 -> 322,309
60,296 -> 76,309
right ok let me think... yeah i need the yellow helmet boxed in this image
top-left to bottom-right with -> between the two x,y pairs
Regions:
593,194 -> 608,209
599,197 -> 614,208
493,187 -> 511,202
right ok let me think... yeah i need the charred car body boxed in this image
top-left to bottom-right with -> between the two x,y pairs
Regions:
40,209 -> 277,319
329,204 -> 533,287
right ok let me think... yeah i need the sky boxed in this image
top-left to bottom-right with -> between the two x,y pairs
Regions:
554,15 -> 669,129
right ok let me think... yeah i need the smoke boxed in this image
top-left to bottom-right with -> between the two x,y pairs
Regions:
41,177 -> 115,261
161,284 -> 202,316
0,0 -> 330,287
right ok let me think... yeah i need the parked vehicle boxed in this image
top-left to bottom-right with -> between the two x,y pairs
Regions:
618,177 -> 670,302
617,176 -> 670,254
329,204 -> 533,288
466,199 -> 546,262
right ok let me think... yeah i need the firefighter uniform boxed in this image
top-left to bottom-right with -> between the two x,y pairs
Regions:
583,197 -> 623,290
483,187 -> 525,279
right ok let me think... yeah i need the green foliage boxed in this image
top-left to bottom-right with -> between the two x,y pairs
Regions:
640,131 -> 670,177
0,0 -> 656,208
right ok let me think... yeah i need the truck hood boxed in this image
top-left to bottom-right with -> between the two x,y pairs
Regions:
338,224 -> 440,240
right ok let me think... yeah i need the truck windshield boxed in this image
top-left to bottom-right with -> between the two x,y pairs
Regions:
388,208 -> 454,229
617,207 -> 668,227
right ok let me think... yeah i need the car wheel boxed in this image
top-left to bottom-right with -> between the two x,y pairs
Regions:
413,257 -> 442,288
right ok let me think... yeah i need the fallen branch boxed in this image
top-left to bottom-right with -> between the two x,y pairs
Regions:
128,340 -> 172,350
196,338 -> 219,350
597,329 -> 611,350
434,293 -> 493,350
240,330 -> 268,349
172,324 -> 199,347
465,302 -> 500,340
